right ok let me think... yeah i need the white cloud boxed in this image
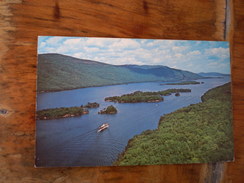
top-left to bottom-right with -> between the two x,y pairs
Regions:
146,40 -> 161,47
84,47 -> 100,52
86,38 -> 115,47
205,47 -> 229,59
187,50 -> 201,56
40,42 -> 46,48
64,38 -> 83,45
147,40 -> 175,48
151,57 -> 162,64
140,40 -> 147,44
46,37 -> 64,45
175,53 -> 183,58
72,52 -> 86,59
164,55 -> 172,59
207,62 -> 219,66
43,47 -> 57,53
109,39 -> 140,50
172,46 -> 188,52
62,38 -> 85,51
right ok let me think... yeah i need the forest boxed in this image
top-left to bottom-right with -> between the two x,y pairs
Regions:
115,83 -> 233,165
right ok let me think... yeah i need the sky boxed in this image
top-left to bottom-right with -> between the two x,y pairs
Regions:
38,36 -> 230,74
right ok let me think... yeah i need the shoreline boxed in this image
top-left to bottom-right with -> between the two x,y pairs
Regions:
37,78 -> 205,94
37,76 -> 229,94
114,82 -> 233,165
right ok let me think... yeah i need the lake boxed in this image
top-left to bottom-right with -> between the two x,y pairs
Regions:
36,77 -> 230,167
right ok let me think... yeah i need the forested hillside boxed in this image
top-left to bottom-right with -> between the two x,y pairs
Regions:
37,53 -> 202,92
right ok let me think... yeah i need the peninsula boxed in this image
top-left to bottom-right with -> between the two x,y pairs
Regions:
115,83 -> 233,165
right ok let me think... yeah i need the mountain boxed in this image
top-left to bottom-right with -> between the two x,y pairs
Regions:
198,72 -> 230,77
37,53 -> 203,92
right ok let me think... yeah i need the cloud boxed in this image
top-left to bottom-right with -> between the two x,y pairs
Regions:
84,47 -> 100,52
61,38 -> 86,51
172,46 -> 188,52
38,36 -> 231,73
45,37 -> 64,45
86,38 -> 115,47
64,38 -> 83,45
205,47 -> 229,59
175,53 -> 183,58
146,40 -> 175,48
72,52 -> 86,59
43,47 -> 57,53
187,50 -> 201,56
110,39 -> 140,50
39,42 -> 46,48
207,62 -> 219,66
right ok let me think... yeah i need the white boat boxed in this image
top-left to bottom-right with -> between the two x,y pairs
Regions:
97,123 -> 109,133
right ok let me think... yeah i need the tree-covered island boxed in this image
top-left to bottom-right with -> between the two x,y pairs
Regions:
105,89 -> 191,103
98,105 -> 118,114
175,92 -> 180,96
83,102 -> 100,108
36,106 -> 89,120
161,81 -> 202,85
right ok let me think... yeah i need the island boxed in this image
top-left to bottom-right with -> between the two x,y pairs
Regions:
98,105 -> 117,114
161,81 -> 202,85
84,102 -> 100,108
105,89 -> 191,103
175,92 -> 180,96
36,106 -> 89,120
114,83 -> 233,166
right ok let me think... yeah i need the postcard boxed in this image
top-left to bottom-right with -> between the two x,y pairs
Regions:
35,36 -> 233,167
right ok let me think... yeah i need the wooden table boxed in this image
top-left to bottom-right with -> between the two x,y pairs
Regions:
0,0 -> 243,182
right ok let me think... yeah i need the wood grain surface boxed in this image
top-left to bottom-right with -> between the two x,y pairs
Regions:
0,0 -> 243,182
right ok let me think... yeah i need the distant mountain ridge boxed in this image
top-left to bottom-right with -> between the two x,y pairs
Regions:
198,72 -> 230,77
37,53 -> 203,92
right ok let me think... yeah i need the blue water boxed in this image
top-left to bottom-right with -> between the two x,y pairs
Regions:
36,77 -> 230,167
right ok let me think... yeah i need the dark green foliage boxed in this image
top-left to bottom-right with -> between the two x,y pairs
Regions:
175,92 -> 180,96
36,106 -> 88,120
98,105 -> 117,114
105,89 -> 191,103
115,83 -> 233,165
157,89 -> 191,95
84,102 -> 100,108
37,53 -> 202,92
201,83 -> 231,102
106,95 -> 163,103
163,81 -> 201,85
